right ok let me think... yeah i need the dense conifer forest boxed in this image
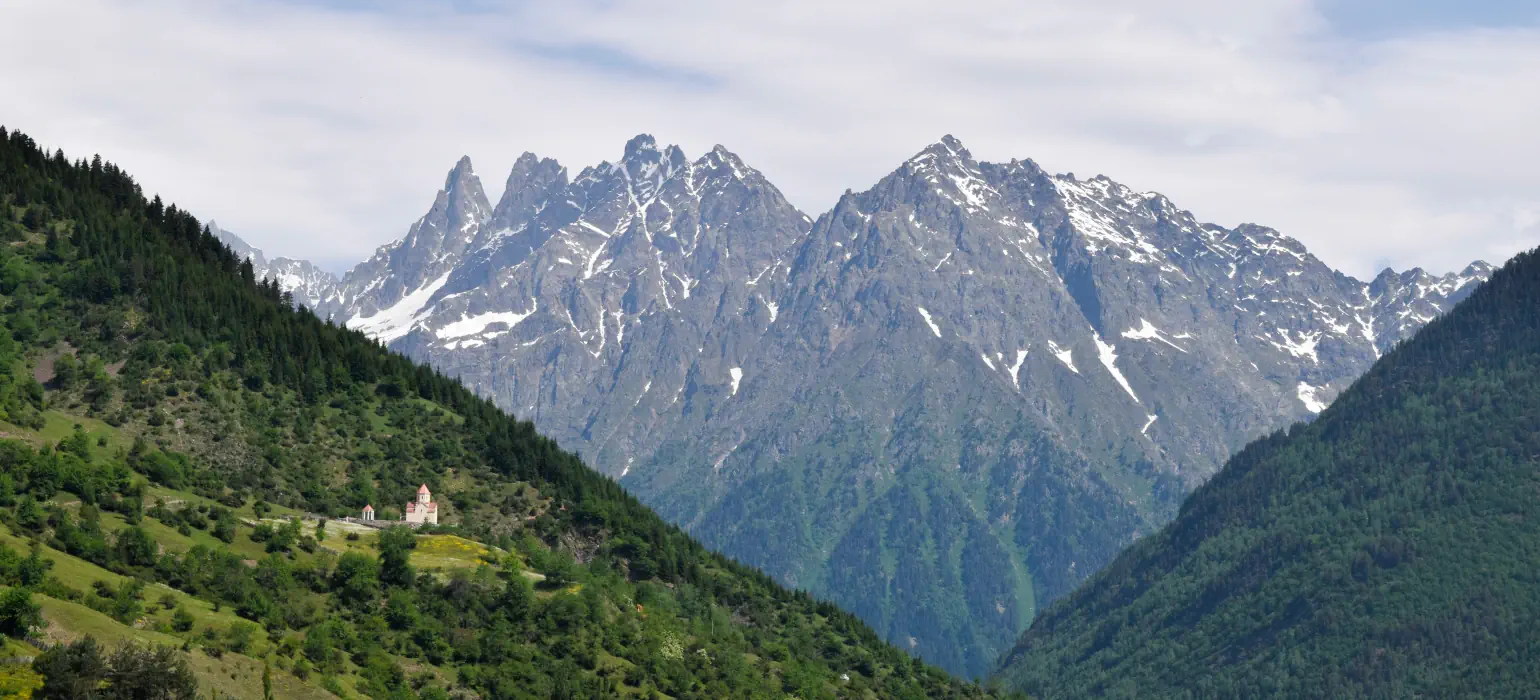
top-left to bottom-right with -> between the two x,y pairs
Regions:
0,126 -> 1007,698
994,245 -> 1540,697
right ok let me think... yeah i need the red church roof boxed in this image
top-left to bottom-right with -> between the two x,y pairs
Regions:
417,484 -> 431,495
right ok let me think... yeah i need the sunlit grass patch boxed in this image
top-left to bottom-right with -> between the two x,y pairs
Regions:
410,534 -> 497,570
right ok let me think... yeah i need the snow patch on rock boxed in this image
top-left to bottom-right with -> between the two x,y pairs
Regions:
916,307 -> 942,337
347,272 -> 453,343
1121,318 -> 1189,353
1297,382 -> 1328,413
1268,329 -> 1321,364
1048,341 -> 1078,374
436,301 -> 537,340
1007,349 -> 1029,388
1094,336 -> 1140,403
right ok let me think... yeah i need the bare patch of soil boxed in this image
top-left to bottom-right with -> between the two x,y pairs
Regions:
31,344 -> 77,385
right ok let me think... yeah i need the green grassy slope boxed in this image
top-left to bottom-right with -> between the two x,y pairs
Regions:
0,127 -> 1005,698
0,522 -> 336,699
994,248 -> 1540,698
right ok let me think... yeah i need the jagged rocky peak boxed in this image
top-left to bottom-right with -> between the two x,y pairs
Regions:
482,152 -> 566,236
548,135 -> 794,235
1362,259 -> 1493,348
330,132 -> 813,351
1463,260 -> 1495,277
504,151 -> 566,196
321,155 -> 498,334
612,134 -> 684,198
445,154 -> 479,190
619,133 -> 660,170
816,135 -> 1001,239
209,220 -> 265,267
913,133 -> 971,161
1370,265 -> 1420,291
1228,223 -> 1313,257
569,136 -> 769,199
902,135 -> 990,193
623,132 -> 658,157
706,143 -> 744,163
697,144 -> 761,184
441,155 -> 492,239
1368,264 -> 1490,310
372,155 -> 493,268
618,132 -> 687,162
1371,260 -> 1492,295
407,156 -> 491,252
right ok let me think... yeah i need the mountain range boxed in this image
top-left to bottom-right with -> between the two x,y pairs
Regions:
226,135 -> 1488,677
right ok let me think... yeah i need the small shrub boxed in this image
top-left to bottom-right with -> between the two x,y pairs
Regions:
171,607 -> 194,632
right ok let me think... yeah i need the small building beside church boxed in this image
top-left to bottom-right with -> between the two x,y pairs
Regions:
404,484 -> 438,525
360,504 -> 375,521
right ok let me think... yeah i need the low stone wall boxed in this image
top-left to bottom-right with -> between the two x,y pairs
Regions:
336,516 -> 422,530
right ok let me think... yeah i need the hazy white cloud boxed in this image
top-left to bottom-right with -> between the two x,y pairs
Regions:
0,0 -> 1534,277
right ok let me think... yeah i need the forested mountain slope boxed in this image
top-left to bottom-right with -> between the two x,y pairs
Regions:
0,126 -> 999,698
994,247 -> 1540,698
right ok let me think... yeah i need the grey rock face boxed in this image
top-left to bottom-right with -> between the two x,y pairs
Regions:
268,135 -> 1489,678
319,156 -> 493,340
1366,262 -> 1494,351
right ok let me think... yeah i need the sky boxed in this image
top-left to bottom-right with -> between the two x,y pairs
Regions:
1,0 -> 1536,279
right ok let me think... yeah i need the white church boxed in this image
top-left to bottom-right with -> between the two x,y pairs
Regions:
359,484 -> 439,526
404,484 -> 439,525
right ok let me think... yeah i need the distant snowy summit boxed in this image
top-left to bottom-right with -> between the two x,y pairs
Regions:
209,221 -> 340,310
